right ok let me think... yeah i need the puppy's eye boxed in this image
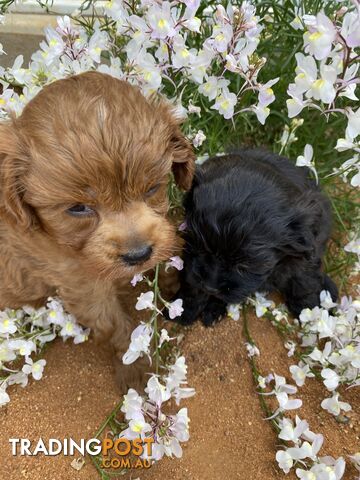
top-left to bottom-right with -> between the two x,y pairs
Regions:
67,204 -> 95,217
144,184 -> 160,198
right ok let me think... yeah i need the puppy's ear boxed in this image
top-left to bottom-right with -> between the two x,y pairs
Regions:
0,123 -> 37,229
168,124 -> 195,190
281,191 -> 329,257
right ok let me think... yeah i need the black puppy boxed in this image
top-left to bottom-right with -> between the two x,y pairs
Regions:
172,149 -> 338,326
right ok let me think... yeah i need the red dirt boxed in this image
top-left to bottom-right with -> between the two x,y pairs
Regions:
0,294 -> 359,480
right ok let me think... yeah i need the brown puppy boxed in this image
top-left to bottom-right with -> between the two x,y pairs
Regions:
0,71 -> 194,388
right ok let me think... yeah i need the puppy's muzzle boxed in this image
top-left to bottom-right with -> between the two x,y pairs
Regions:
121,244 -> 153,266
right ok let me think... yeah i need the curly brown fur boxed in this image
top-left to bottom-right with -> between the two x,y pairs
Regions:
0,71 -> 195,389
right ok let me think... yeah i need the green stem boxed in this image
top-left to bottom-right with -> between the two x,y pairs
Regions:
242,305 -> 280,433
152,264 -> 161,375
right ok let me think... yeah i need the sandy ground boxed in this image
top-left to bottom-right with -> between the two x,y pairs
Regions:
1,294 -> 359,480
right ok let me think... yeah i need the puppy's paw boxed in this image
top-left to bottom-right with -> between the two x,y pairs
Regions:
286,272 -> 339,318
201,298 -> 227,327
164,287 -> 210,326
113,356 -> 150,393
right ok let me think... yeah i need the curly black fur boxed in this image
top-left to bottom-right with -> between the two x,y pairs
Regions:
169,149 -> 338,326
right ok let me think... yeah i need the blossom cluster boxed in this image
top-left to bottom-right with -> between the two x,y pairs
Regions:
117,257 -> 194,460
276,415 -> 345,479
239,289 -> 359,478
0,1 -> 278,140
124,256 -> 184,365
120,356 -> 194,460
286,6 -> 360,187
291,291 -> 359,416
0,297 -> 89,406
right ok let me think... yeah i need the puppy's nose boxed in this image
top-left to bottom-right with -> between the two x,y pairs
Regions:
122,245 -> 153,266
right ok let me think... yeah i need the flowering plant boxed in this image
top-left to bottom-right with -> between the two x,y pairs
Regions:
0,0 -> 359,478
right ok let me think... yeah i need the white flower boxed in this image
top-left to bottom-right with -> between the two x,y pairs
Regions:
122,415 -> 152,440
296,144 -> 318,183
253,292 -> 274,317
0,387 -> 10,407
321,392 -> 351,416
88,28 -> 108,63
344,238 -> 360,255
285,341 -> 296,357
227,304 -> 241,321
296,457 -> 345,479
0,341 -> 16,363
22,358 -> 46,381
320,290 -> 337,309
245,342 -> 260,357
183,16 -> 201,33
46,298 -> 67,326
287,434 -> 324,461
8,339 -> 35,357
321,368 -> 340,391
346,107 -> 360,141
189,48 -> 214,83
290,14 -> 303,31
168,299 -> 184,320
159,329 -> 171,348
0,312 -> 17,335
73,328 -> 90,344
253,104 -> 270,125
335,137 -> 357,152
314,310 -> 337,339
166,356 -> 195,405
290,364 -> 314,387
258,375 -> 266,389
166,256 -> 184,271
307,62 -> 337,104
147,1 -> 177,39
193,130 -> 206,148
122,323 -> 153,365
278,416 -> 309,443
7,371 -> 29,388
121,388 -> 143,421
303,11 -> 336,60
104,0 -> 129,24
199,76 -> 229,101
308,341 -> 332,365
266,374 -> 302,417
294,53 -> 317,94
131,273 -> 144,287
339,344 -> 360,369
145,375 -> 171,405
150,407 -> 190,460
135,52 -> 162,94
258,78 -> 279,107
212,87 -> 237,119
211,23 -> 233,53
135,291 -> 155,311
276,450 -> 293,474
171,37 -> 194,69
286,90 -> 306,118
341,11 -> 360,48
187,102 -> 201,116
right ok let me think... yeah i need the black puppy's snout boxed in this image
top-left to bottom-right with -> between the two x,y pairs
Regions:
122,245 -> 153,265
